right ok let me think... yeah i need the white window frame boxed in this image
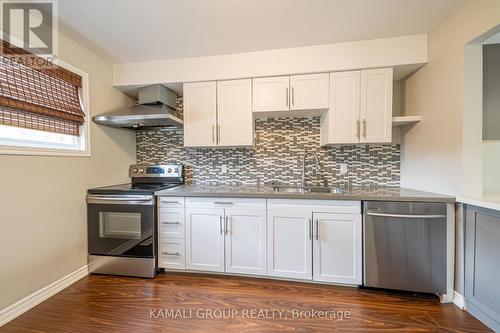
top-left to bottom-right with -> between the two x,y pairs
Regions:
0,60 -> 91,157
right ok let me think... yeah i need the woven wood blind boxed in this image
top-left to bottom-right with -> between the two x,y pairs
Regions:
0,40 -> 85,136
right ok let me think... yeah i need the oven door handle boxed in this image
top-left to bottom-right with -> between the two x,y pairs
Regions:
86,195 -> 154,205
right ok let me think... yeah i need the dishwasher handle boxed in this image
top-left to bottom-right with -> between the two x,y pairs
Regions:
366,211 -> 446,219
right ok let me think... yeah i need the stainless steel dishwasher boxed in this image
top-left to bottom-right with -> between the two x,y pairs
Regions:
363,201 -> 447,293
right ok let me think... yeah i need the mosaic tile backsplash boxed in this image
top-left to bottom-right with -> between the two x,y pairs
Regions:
136,117 -> 401,187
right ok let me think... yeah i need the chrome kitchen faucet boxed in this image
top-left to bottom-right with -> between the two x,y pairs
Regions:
301,152 -> 321,187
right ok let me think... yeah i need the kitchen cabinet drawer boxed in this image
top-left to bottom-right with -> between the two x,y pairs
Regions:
159,208 -> 185,238
159,239 -> 186,270
186,197 -> 266,210
158,197 -> 185,208
267,199 -> 360,214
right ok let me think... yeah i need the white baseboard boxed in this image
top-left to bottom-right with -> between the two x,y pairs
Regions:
0,265 -> 88,327
453,291 -> 466,310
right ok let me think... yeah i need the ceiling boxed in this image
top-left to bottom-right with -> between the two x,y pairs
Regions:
57,0 -> 465,64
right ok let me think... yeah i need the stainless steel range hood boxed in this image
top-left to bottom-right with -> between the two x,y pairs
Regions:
93,85 -> 183,130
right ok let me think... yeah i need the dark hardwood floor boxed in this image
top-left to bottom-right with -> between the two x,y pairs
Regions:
1,273 -> 491,332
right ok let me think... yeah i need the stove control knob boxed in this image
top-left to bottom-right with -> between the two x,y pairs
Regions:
168,168 -> 172,173
174,168 -> 178,173
138,168 -> 144,173
132,168 -> 138,173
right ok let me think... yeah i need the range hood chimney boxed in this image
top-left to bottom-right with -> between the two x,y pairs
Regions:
93,85 -> 183,130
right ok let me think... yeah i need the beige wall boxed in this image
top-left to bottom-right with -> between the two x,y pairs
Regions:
401,0 -> 500,295
0,33 -> 135,309
401,0 -> 500,196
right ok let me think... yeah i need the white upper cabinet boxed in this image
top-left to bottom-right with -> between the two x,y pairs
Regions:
290,73 -> 329,110
253,73 -> 329,113
183,81 -> 217,147
184,68 -> 392,147
360,68 -> 393,143
252,76 -> 290,112
217,79 -> 253,147
321,68 -> 393,145
320,71 -> 360,145
183,80 -> 253,148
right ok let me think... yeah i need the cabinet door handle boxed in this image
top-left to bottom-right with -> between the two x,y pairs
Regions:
212,124 -> 215,143
219,215 -> 224,234
162,251 -> 180,256
214,201 -> 234,205
161,200 -> 180,204
362,119 -> 367,138
161,222 -> 181,225
356,119 -> 361,139
286,87 -> 289,107
308,218 -> 312,240
225,215 -> 229,235
315,219 -> 319,241
291,86 -> 295,106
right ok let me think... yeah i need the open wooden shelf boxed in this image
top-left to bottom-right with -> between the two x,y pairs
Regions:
392,116 -> 421,127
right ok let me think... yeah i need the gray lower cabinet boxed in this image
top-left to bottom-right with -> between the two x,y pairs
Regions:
465,205 -> 500,332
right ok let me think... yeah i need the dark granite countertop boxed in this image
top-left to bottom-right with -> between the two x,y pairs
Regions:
155,184 -> 455,203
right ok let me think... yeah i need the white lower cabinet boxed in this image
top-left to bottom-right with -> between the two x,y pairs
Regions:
267,208 -> 313,280
185,208 -> 225,272
312,213 -> 362,284
225,208 -> 267,275
165,196 -> 362,285
185,198 -> 267,275
267,199 -> 362,285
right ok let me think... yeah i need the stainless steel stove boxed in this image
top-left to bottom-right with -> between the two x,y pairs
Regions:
86,164 -> 183,278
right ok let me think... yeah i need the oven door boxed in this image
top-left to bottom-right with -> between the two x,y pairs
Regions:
87,194 -> 155,258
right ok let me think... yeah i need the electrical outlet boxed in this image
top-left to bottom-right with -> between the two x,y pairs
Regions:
339,163 -> 348,175
221,165 -> 228,174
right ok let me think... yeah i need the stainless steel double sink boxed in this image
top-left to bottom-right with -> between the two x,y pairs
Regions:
272,186 -> 345,194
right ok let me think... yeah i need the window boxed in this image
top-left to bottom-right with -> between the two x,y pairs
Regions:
0,40 -> 90,156
483,43 -> 500,141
